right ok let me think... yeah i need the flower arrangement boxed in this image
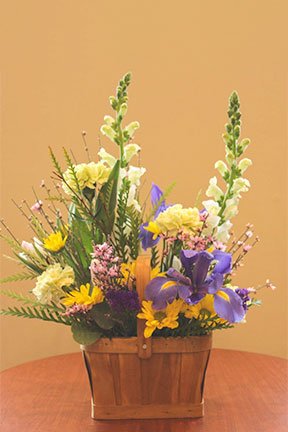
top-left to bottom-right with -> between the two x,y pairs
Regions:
0,73 -> 275,345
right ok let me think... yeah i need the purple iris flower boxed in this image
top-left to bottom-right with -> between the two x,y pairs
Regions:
139,183 -> 169,250
145,249 -> 245,323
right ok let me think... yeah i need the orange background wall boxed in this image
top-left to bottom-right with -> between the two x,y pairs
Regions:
0,0 -> 287,370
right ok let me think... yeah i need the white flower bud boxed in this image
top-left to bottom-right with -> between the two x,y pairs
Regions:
119,103 -> 128,117
225,150 -> 234,165
103,115 -> 114,126
215,160 -> 228,177
238,158 -> 252,173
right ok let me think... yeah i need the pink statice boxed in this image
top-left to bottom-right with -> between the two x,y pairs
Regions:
62,304 -> 91,316
90,243 -> 122,291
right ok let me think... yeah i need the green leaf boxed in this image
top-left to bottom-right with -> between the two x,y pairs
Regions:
88,302 -> 115,330
95,160 -> 120,235
71,322 -> 101,345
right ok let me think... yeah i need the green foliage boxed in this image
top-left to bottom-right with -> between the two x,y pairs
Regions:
151,246 -> 160,269
94,160 -> 120,235
71,322 -> 101,345
0,272 -> 36,284
88,302 -> 115,330
0,304 -> 72,326
126,206 -> 141,260
114,179 -> 130,261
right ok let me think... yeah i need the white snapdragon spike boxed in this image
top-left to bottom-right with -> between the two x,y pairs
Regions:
201,199 -> 221,235
98,147 -> 117,167
206,176 -> 223,201
100,124 -> 116,142
124,144 -> 141,163
215,160 -> 228,177
232,178 -> 251,195
202,199 -> 220,215
127,166 -> 146,186
203,214 -> 221,236
223,197 -> 239,219
239,138 -> 250,153
127,184 -> 141,212
119,103 -> 128,117
238,158 -> 252,174
103,115 -> 114,126
225,150 -> 234,165
216,220 -> 233,243
124,121 -> 140,138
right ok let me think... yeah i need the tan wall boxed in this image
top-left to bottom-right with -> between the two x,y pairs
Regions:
0,1 -> 287,370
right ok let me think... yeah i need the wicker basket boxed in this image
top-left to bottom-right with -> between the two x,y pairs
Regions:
80,254 -> 212,420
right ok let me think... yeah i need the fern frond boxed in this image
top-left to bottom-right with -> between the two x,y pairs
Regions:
0,272 -> 36,284
0,305 -> 72,326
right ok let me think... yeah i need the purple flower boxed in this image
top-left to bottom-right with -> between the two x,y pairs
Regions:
139,183 -> 169,250
106,289 -> 140,313
145,249 -> 245,323
235,288 -> 251,312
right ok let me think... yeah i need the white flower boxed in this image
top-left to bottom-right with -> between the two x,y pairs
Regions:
32,264 -> 75,304
223,197 -> 239,219
232,178 -> 250,195
238,158 -> 252,173
215,160 -> 228,177
124,121 -> 140,138
124,144 -> 141,163
206,177 -> 223,201
127,166 -> 146,186
100,124 -> 116,142
127,184 -> 142,212
62,162 -> 110,195
202,214 -> 221,236
98,147 -> 116,167
216,220 -> 233,243
202,199 -> 220,215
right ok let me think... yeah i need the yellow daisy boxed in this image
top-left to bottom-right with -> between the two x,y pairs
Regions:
43,231 -> 67,253
183,294 -> 227,325
137,298 -> 184,338
62,283 -> 104,307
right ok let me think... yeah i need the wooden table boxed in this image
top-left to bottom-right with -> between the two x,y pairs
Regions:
1,349 -> 287,432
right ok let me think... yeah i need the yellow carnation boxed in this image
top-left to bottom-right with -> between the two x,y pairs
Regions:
32,264 -> 75,304
152,204 -> 202,236
62,161 -> 110,195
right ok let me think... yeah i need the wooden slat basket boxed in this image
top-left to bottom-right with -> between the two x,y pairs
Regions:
80,253 -> 212,420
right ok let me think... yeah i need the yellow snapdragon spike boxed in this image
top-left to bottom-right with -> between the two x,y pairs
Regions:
62,284 -> 104,307
43,231 -> 67,252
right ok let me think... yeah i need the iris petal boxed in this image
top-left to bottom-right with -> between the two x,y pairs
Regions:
212,250 -> 232,274
214,288 -> 245,322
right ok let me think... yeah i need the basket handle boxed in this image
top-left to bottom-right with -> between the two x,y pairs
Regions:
135,251 -> 152,359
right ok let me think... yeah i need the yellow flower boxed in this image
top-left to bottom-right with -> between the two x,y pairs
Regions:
32,264 -> 74,304
62,161 -> 111,195
62,283 -> 104,307
137,299 -> 183,338
43,231 -> 67,252
183,294 -> 226,324
150,204 -> 202,236
144,221 -> 162,239
120,262 -> 165,286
